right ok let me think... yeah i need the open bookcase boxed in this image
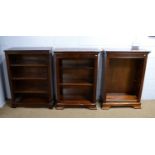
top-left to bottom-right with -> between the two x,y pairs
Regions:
54,50 -> 99,109
5,48 -> 53,108
101,50 -> 149,110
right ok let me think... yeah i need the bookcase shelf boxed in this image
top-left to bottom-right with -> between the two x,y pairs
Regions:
5,47 -> 53,108
62,67 -> 94,70
12,77 -> 47,80
59,83 -> 93,87
14,90 -> 48,94
106,93 -> 138,102
10,64 -> 48,67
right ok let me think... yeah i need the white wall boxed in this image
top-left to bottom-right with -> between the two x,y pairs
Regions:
141,38 -> 155,99
0,36 -> 154,108
0,53 -> 5,107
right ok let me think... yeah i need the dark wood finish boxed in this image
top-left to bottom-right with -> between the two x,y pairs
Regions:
5,47 -> 53,108
100,50 -> 150,110
54,50 -> 99,109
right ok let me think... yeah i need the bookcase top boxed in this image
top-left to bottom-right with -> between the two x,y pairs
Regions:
5,47 -> 52,51
103,48 -> 150,53
54,48 -> 101,52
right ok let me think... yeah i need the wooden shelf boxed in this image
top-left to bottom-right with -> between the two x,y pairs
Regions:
14,90 -> 48,94
15,96 -> 49,107
60,94 -> 92,100
10,64 -> 48,67
59,83 -> 93,87
58,99 -> 93,105
106,93 -> 138,102
62,67 -> 94,70
56,99 -> 96,109
12,77 -> 47,80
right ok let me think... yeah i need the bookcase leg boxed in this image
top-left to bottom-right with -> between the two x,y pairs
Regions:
88,105 -> 97,110
11,104 -> 17,108
56,106 -> 64,110
133,104 -> 141,109
102,105 -> 111,110
48,105 -> 53,109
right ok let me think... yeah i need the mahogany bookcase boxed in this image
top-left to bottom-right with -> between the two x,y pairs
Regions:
54,49 -> 99,109
5,47 -> 53,108
100,50 -> 149,110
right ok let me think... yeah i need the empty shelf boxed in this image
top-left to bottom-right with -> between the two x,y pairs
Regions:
106,93 -> 138,102
59,83 -> 93,86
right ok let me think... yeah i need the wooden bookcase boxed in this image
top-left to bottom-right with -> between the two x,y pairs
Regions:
101,50 -> 150,110
5,47 -> 53,108
54,49 -> 99,109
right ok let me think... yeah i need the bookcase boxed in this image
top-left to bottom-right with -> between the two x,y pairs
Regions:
54,49 -> 99,109
5,47 -> 53,108
100,50 -> 149,110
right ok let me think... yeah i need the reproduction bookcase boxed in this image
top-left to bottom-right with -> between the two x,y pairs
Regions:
54,49 -> 99,109
5,47 -> 53,108
100,50 -> 149,110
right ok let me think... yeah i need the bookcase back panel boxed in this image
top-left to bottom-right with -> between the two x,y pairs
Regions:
14,94 -> 49,106
107,58 -> 144,95
13,80 -> 48,92
11,66 -> 48,78
60,87 -> 93,100
9,54 -> 48,65
62,69 -> 94,83
61,59 -> 94,68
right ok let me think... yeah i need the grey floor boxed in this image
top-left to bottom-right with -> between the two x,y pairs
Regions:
0,100 -> 155,118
